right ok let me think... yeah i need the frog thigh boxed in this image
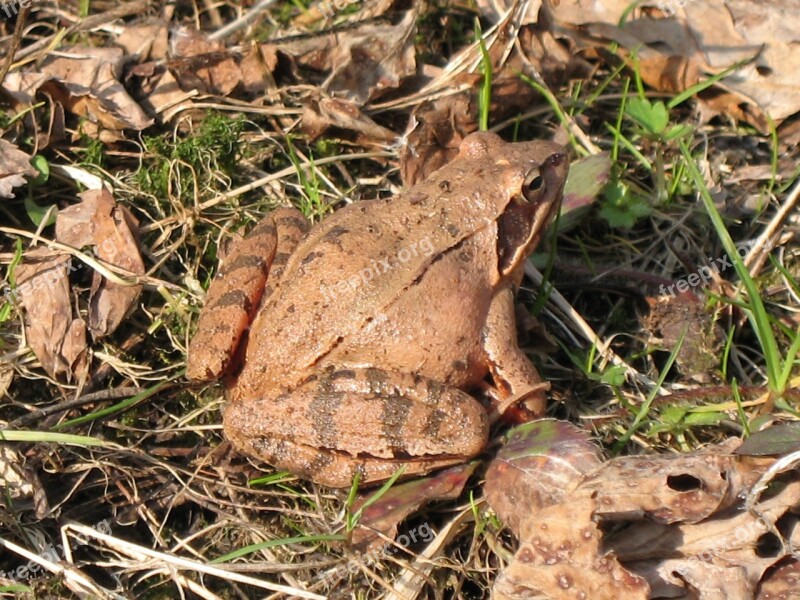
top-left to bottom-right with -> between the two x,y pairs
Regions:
187,207 -> 308,381
223,368 -> 489,487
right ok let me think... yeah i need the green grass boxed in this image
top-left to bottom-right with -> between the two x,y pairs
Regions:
135,112 -> 245,202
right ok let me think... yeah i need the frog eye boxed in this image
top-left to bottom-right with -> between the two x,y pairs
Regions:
523,170 -> 544,200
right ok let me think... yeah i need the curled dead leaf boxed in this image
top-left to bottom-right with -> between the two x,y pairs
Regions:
302,95 -> 398,145
15,250 -> 88,383
277,9 -> 418,106
56,189 -> 144,339
2,47 -> 153,138
485,419 -> 603,533
169,27 -> 243,97
488,430 -> 799,598
350,462 -> 477,553
0,139 -> 36,198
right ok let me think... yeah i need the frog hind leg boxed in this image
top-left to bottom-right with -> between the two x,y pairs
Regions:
187,207 -> 308,381
482,285 -> 550,418
223,368 -> 489,488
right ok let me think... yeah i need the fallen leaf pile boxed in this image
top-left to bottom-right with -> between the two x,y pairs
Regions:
13,189 -> 143,383
486,420 -> 800,599
481,0 -> 800,134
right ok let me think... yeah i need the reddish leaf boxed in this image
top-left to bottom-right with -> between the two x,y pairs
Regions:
350,462 -> 477,553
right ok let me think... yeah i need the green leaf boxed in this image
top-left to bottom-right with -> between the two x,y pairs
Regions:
684,411 -> 725,427
664,123 -> 694,141
24,198 -> 57,227
28,154 -> 50,186
599,180 -> 651,229
659,405 -> 688,426
599,365 -> 627,386
626,98 -> 669,135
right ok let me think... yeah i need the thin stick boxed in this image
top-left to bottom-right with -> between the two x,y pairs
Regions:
209,0 -> 279,41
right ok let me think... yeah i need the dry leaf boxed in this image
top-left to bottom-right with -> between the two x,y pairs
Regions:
643,291 -> 722,383
350,462 -> 477,552
401,91 -> 477,187
485,420 -> 603,533
239,44 -> 279,96
757,558 -> 800,599
0,444 -> 49,518
0,139 -> 36,198
38,47 -> 153,131
489,434 -> 800,599
483,0 -> 800,131
276,9 -> 418,106
301,95 -> 398,145
137,69 -> 196,123
612,481 -> 800,597
115,20 -> 169,61
2,47 -> 153,137
494,498 -> 651,600
169,27 -> 243,96
15,250 -> 88,383
324,8 -> 417,105
400,63 -> 555,186
56,189 -> 144,339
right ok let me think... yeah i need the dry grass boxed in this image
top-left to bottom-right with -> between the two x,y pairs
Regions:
1,1 -> 799,598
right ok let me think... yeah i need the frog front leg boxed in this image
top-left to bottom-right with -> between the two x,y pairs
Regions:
482,286 -> 550,418
223,369 -> 490,487
187,208 -> 308,381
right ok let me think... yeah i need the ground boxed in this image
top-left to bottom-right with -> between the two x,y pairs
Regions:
1,1 -> 799,598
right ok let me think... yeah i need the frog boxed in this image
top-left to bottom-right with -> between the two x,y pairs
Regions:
187,131 -> 568,488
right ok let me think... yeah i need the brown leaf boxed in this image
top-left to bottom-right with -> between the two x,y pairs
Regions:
643,291 -> 722,383
350,462 -> 477,553
577,449 -> 771,524
137,69 -> 195,124
275,9 -> 418,105
56,189 -> 144,338
485,420 -> 603,533
0,139 -> 36,198
400,67 -> 554,186
325,9 -> 417,104
301,95 -> 398,145
616,481 -> 800,597
757,558 -> 800,599
401,91 -> 477,187
115,20 -> 169,61
40,47 -> 153,132
494,435 -> 799,599
169,27 -> 243,96
489,0 -> 800,131
493,498 -> 651,600
15,250 -> 88,383
239,44 -> 279,96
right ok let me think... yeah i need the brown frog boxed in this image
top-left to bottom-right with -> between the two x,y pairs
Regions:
187,131 -> 568,487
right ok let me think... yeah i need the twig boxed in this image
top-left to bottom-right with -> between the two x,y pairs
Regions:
209,0 -> 279,41
0,6 -> 30,87
744,176 -> 800,277
10,1 -> 151,65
